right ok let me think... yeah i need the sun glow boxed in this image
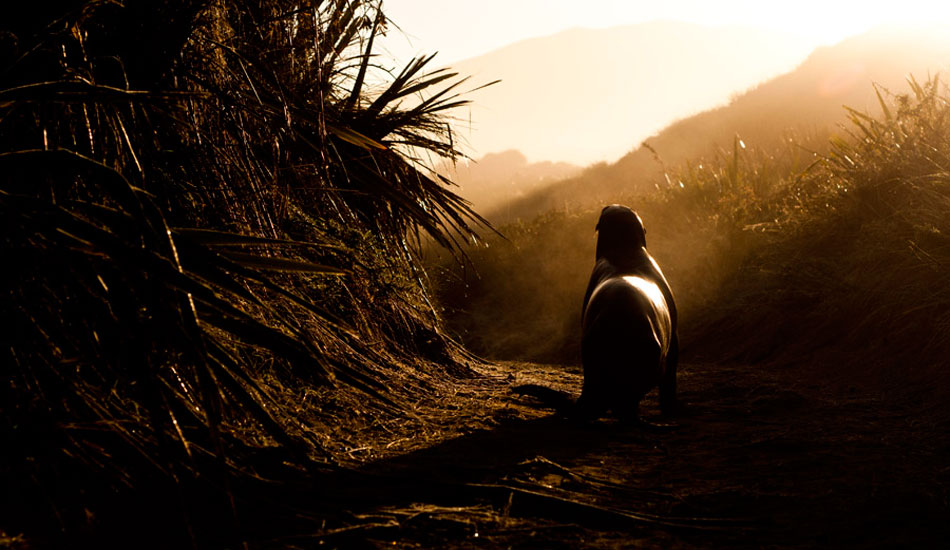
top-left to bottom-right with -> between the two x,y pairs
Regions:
383,0 -> 950,65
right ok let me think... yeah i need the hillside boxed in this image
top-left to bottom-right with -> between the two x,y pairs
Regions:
492,25 -> 950,224
435,71 -> 950,367
448,21 -> 816,165
438,150 -> 580,212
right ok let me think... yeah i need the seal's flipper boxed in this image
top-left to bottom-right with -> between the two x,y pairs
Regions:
660,333 -> 679,418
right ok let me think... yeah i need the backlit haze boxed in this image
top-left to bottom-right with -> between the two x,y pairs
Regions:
381,1 -> 950,165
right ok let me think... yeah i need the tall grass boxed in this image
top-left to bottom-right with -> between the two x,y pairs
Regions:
692,77 -> 950,372
1,1 -> 488,544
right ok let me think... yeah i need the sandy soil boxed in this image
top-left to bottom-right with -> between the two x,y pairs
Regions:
270,359 -> 950,549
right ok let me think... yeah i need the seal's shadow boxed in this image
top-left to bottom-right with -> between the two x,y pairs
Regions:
334,413 -> 659,511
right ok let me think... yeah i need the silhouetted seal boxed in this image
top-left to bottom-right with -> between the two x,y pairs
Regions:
577,204 -> 678,421
514,205 -> 679,424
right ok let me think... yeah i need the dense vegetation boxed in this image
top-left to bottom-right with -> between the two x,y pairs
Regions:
437,76 -> 950,383
1,1 -> 490,545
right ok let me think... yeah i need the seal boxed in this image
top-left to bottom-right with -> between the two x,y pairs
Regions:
577,204 -> 679,421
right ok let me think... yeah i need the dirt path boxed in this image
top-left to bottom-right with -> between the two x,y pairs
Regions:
290,360 -> 950,549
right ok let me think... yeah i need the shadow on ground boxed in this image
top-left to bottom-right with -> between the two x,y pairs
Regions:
241,360 -> 950,549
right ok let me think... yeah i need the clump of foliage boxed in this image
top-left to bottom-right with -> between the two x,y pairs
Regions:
1,0 -> 488,545
438,76 -> 950,380
694,77 -> 950,373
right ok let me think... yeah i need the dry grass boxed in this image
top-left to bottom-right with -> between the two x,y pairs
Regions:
1,1 -> 494,545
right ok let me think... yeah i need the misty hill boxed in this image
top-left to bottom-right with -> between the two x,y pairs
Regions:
449,21 -> 817,165
441,150 -> 580,213
491,26 -> 950,224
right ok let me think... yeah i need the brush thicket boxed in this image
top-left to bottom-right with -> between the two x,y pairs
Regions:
1,1 -> 490,545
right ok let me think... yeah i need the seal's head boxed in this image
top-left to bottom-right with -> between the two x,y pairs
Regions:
595,204 -> 646,262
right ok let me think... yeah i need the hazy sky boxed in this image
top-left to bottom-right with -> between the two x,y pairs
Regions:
381,0 -> 950,65
377,1 -> 950,164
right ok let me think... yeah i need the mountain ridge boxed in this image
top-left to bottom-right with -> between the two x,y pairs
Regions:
486,25 -> 950,224
445,20 -> 818,165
